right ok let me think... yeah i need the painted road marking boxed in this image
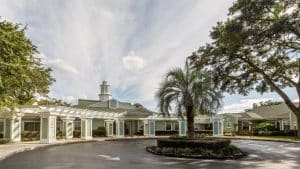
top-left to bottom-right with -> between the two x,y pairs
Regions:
98,155 -> 120,161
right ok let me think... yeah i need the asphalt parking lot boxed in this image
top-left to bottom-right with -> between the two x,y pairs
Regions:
0,139 -> 299,169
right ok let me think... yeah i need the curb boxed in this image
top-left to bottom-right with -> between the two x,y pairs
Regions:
105,136 -> 168,141
214,137 -> 300,144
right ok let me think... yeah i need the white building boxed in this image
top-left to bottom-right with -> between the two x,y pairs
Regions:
0,81 -> 223,144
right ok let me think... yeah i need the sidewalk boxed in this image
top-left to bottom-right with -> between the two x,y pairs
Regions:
0,138 -> 106,161
215,135 -> 300,143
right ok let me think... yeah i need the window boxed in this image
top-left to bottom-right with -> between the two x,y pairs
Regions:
166,122 -> 172,131
227,122 -> 232,128
24,122 -> 40,131
175,123 -> 179,130
74,121 -> 81,131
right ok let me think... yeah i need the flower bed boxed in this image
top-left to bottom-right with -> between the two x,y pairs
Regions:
147,138 -> 246,159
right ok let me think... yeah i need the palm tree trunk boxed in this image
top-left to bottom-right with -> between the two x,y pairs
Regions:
297,114 -> 300,138
186,106 -> 194,139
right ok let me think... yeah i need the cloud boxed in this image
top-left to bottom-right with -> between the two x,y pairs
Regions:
1,0 -> 297,111
122,51 -> 145,71
62,95 -> 78,105
220,98 -> 275,113
47,58 -> 79,75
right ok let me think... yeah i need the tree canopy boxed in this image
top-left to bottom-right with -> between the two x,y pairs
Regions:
156,61 -> 222,138
0,19 -> 54,109
190,0 -> 300,136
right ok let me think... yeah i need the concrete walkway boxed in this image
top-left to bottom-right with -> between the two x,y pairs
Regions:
216,136 -> 300,143
0,138 -> 107,161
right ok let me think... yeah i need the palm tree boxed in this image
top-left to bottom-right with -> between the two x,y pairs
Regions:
156,61 -> 222,139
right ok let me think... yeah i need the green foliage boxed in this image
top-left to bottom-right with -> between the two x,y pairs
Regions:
253,122 -> 275,132
21,131 -> 40,141
189,0 -> 300,136
0,138 -> 10,144
156,61 -> 222,138
0,18 -> 54,109
92,126 -> 106,137
157,138 -> 231,150
155,130 -> 178,136
221,145 -> 239,156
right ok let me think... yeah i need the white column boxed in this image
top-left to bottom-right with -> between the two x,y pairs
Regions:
116,119 -> 125,138
105,120 -> 114,137
213,119 -> 221,136
178,119 -> 187,137
143,120 -> 149,136
40,114 -> 57,144
144,119 -> 155,137
280,120 -> 285,131
81,118 -> 93,140
8,115 -> 22,142
62,117 -> 75,139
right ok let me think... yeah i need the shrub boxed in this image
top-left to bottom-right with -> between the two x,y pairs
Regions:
155,130 -> 179,136
73,130 -> 81,138
134,131 -> 144,136
56,131 -> 64,139
221,145 -> 239,155
253,122 -> 275,132
157,138 -> 231,151
21,131 -> 40,141
0,133 -> 4,138
0,138 -> 10,144
195,130 -> 213,136
92,126 -> 106,137
161,147 -> 175,154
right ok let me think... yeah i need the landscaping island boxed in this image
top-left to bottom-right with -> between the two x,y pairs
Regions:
146,137 -> 246,159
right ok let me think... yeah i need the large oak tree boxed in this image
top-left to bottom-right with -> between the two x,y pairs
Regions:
190,0 -> 300,136
0,19 -> 54,110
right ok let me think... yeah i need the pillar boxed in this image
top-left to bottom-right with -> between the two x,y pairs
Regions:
62,117 -> 75,139
81,118 -> 93,140
116,119 -> 124,137
213,118 -> 223,136
178,119 -> 187,137
143,120 -> 149,136
5,115 -> 22,142
40,114 -> 57,144
144,120 -> 155,137
105,120 -> 114,137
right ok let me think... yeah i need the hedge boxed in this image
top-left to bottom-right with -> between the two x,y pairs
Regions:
21,131 -> 40,141
0,138 -> 10,144
155,130 -> 178,136
157,138 -> 231,151
92,126 -> 106,137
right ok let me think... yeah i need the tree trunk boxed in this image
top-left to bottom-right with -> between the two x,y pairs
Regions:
186,106 -> 194,139
297,114 -> 300,138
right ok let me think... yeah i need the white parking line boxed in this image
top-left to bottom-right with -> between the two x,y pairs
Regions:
98,154 -> 120,161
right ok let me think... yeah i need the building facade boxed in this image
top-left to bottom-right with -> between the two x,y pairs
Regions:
222,103 -> 298,135
0,81 -> 223,144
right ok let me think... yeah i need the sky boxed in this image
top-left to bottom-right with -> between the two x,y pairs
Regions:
0,0 -> 298,113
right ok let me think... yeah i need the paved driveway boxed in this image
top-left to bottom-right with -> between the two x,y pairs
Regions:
0,139 -> 299,169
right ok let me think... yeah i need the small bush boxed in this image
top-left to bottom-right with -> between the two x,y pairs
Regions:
157,138 -> 231,151
0,138 -> 10,144
155,130 -> 179,136
73,130 -> 81,138
195,130 -> 213,136
56,131 -> 64,139
221,145 -> 239,155
0,133 -> 4,138
92,126 -> 106,137
21,131 -> 40,141
161,147 -> 175,154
